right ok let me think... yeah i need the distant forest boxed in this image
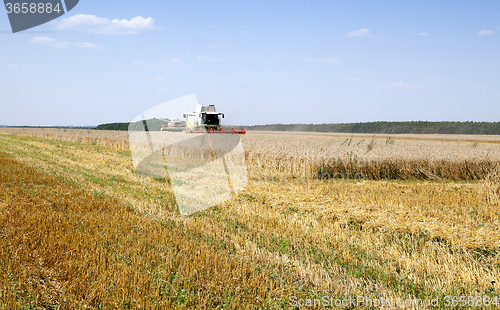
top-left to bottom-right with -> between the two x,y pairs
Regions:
96,122 -> 131,131
245,121 -> 500,135
96,119 -> 172,131
95,121 -> 500,135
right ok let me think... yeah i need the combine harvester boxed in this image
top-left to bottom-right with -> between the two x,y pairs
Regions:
159,118 -> 186,132
161,104 -> 245,134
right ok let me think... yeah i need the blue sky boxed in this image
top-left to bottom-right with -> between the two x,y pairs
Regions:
1,0 -> 499,126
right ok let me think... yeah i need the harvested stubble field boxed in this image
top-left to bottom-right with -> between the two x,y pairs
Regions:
0,128 -> 500,309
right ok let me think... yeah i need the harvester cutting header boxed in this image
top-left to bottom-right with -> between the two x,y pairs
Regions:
161,104 -> 245,134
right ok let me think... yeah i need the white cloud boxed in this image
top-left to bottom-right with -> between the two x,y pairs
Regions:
380,82 -> 428,89
300,57 -> 341,65
429,77 -> 442,82
75,42 -> 103,49
346,78 -> 361,81
133,59 -> 182,66
28,36 -> 104,50
347,28 -> 371,37
29,36 -> 58,45
478,30 -> 495,36
346,28 -> 387,41
55,14 -> 157,35
149,75 -> 165,81
490,63 -> 500,66
196,55 -> 223,62
416,32 -> 429,36
7,64 -> 19,69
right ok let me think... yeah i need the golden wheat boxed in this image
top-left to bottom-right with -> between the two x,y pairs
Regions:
1,129 -> 500,309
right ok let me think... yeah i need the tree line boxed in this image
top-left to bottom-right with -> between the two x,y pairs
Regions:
95,121 -> 500,135
96,119 -> 172,131
245,121 -> 500,135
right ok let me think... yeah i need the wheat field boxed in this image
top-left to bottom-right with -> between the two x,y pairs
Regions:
0,128 -> 500,309
3,128 -> 500,180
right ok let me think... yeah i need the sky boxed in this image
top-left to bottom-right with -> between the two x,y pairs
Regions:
0,0 -> 499,126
